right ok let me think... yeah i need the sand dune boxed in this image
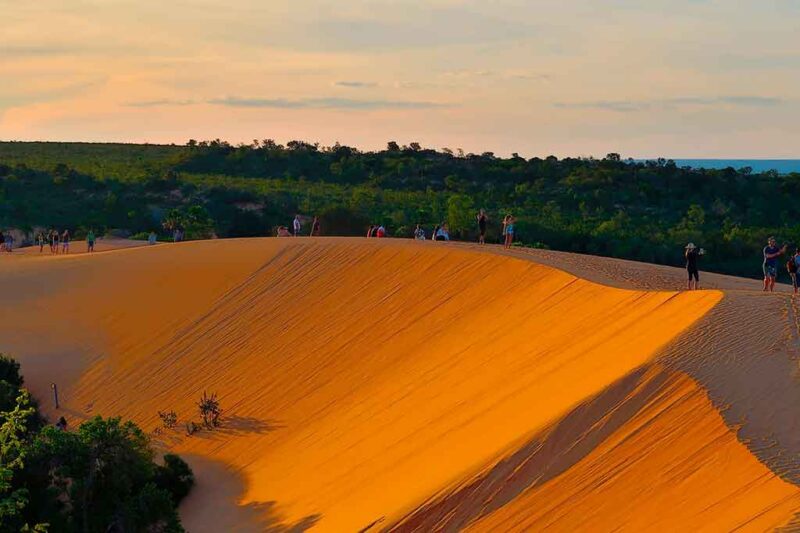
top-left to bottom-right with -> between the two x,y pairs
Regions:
1,238 -> 798,531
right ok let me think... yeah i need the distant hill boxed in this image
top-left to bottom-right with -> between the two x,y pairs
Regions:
2,140 -> 800,279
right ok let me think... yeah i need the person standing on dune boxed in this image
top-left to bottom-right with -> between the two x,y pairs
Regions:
293,215 -> 302,237
763,236 -> 786,292
310,216 -> 320,237
788,248 -> 800,294
477,209 -> 488,245
685,243 -> 704,290
61,229 -> 71,254
503,215 -> 515,249
87,229 -> 96,253
50,230 -> 59,254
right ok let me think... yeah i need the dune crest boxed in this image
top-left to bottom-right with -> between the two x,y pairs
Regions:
5,238 -> 794,531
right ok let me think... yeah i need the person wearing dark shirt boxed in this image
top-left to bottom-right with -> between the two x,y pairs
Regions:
788,248 -> 800,294
476,209 -> 488,245
763,236 -> 787,292
685,243 -> 703,290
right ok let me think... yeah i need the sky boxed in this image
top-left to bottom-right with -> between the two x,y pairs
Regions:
1,0 -> 798,158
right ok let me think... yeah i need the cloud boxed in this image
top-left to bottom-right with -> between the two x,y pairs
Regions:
441,69 -> 495,78
124,99 -> 197,107
333,81 -> 378,88
717,96 -> 782,106
395,69 -> 550,91
125,96 -> 451,110
0,44 -> 81,58
0,77 -> 105,110
209,96 -> 450,110
554,96 -> 784,112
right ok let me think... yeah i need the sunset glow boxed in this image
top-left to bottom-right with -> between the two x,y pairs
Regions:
2,1 -> 798,156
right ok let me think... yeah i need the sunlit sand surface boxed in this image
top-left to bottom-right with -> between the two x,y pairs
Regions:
2,238 -> 798,531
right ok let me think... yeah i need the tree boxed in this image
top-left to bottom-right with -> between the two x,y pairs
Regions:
162,205 -> 215,240
447,194 -> 475,237
0,391 -> 43,532
161,208 -> 182,234
0,355 -> 23,390
154,455 -> 195,505
24,416 -> 189,532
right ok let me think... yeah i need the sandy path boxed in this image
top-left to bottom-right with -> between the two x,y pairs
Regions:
1,237 -> 798,531
449,241 -> 776,292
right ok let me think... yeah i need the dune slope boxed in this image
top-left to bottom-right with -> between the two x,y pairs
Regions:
3,238 -> 793,531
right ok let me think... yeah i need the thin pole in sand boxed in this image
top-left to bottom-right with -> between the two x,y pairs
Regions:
51,383 -> 59,409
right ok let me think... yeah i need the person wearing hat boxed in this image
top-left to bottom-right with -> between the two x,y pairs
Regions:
763,236 -> 787,292
685,243 -> 704,290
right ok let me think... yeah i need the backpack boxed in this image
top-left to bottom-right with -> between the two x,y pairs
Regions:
788,257 -> 798,274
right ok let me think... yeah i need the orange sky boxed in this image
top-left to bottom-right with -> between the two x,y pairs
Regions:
1,0 -> 798,157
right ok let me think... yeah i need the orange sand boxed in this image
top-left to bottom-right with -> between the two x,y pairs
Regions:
397,365 -> 800,531
1,238 -> 796,531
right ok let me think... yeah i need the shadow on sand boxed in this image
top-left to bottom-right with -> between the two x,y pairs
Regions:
389,365 -> 669,531
150,415 -> 284,449
179,455 -> 321,532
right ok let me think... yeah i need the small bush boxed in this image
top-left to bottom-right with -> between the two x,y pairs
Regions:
158,410 -> 178,429
197,391 -> 222,429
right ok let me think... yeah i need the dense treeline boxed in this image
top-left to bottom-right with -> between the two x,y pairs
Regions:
2,140 -> 799,278
0,354 -> 194,532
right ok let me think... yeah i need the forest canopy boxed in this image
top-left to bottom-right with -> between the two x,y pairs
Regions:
1,140 -> 798,279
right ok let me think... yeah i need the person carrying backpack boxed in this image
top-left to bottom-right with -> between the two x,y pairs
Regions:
788,248 -> 800,294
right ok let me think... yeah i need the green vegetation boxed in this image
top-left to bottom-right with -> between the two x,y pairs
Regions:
2,140 -> 799,278
0,353 -> 194,532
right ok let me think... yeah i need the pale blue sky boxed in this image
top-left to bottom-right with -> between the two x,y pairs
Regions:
1,0 -> 797,157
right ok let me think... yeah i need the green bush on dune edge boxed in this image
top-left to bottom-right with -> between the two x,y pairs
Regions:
0,354 -> 194,533
2,140 -> 799,279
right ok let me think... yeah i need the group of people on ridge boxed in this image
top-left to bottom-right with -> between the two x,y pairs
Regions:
399,209 -> 518,246
762,236 -> 800,294
1,229 -> 97,254
9,215 -> 796,296
686,236 -> 800,293
476,209 -> 516,249
743,236 -> 800,293
35,229 -> 77,254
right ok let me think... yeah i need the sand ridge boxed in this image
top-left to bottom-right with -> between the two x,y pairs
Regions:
1,237 -> 797,531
